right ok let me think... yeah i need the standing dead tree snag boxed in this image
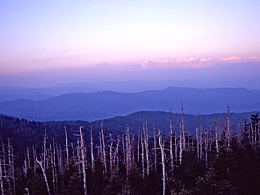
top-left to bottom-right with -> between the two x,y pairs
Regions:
158,129 -> 166,195
169,109 -> 174,172
144,121 -> 150,176
79,126 -> 88,195
90,126 -> 95,172
64,126 -> 69,165
36,159 -> 51,195
101,122 -> 107,174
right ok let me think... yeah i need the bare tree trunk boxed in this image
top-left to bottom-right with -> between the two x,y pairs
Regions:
37,159 -> 51,195
125,125 -> 131,181
44,129 -> 47,171
141,134 -> 145,179
131,135 -> 135,165
0,157 -> 4,195
79,126 -> 88,195
122,134 -> 125,164
196,128 -> 199,160
109,134 -> 113,173
179,120 -> 182,165
227,106 -> 231,148
98,133 -> 102,160
50,145 -> 56,195
27,147 -> 30,170
153,122 -> 157,173
144,121 -> 149,176
33,146 -> 37,175
137,128 -> 140,162
76,139 -> 81,175
169,110 -> 174,172
181,103 -> 186,150
101,122 -> 107,174
115,135 -> 120,173
205,126 -> 208,167
90,126 -> 95,172
174,132 -> 177,162
199,114 -> 203,161
52,139 -> 58,195
64,126 -> 69,165
215,115 -> 219,154
2,144 -> 6,177
158,129 -> 166,195
71,143 -> 75,162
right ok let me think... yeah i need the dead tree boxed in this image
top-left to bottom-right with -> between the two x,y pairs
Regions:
79,126 -> 88,195
181,103 -> 186,150
90,126 -> 95,172
32,146 -> 37,175
199,114 -> 203,161
101,122 -> 107,174
43,129 -> 47,171
109,134 -> 113,173
174,132 -> 178,162
36,159 -> 51,195
131,135 -> 135,165
226,106 -> 231,148
205,126 -> 208,167
196,127 -> 199,160
115,135 -> 120,172
141,134 -> 145,179
0,157 -> 4,195
122,134 -> 125,164
169,110 -> 174,172
153,122 -> 157,173
179,120 -> 183,164
144,121 -> 150,176
64,126 -> 69,165
27,147 -> 30,170
158,129 -> 166,195
137,128 -> 140,162
50,145 -> 56,195
125,125 -> 131,180
215,115 -> 219,154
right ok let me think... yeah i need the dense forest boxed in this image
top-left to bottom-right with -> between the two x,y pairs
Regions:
0,107 -> 260,195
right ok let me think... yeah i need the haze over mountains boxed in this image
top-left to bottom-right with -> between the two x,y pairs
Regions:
0,82 -> 259,122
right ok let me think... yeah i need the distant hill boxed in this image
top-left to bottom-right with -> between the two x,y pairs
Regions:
0,87 -> 259,121
94,110 -> 258,136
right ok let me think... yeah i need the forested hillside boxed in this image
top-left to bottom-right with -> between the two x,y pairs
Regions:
1,87 -> 259,121
0,109 -> 259,194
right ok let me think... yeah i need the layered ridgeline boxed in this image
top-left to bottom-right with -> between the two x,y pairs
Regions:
0,110 -> 259,194
0,87 -> 259,121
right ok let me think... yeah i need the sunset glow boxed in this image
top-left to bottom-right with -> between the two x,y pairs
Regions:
1,0 -> 260,87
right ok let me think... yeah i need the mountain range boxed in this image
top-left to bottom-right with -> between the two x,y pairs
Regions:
0,86 -> 259,121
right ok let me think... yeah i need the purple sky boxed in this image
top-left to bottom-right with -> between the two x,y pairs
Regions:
1,1 -> 260,88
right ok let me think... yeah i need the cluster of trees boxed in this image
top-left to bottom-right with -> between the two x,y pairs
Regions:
0,108 -> 260,194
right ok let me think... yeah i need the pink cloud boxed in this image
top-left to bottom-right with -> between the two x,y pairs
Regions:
218,56 -> 260,63
140,56 -> 260,69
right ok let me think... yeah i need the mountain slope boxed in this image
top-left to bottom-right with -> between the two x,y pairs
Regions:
0,87 -> 259,121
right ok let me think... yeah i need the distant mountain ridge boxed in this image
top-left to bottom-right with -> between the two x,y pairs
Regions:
0,87 -> 259,121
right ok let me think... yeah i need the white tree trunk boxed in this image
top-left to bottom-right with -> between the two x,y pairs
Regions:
101,122 -> 107,174
169,110 -> 174,172
179,120 -> 182,165
153,122 -> 157,173
64,126 -> 69,165
90,127 -> 95,172
36,159 -> 51,195
79,126 -> 88,195
158,129 -> 166,195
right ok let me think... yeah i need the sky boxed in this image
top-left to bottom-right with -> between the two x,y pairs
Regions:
0,0 -> 260,88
